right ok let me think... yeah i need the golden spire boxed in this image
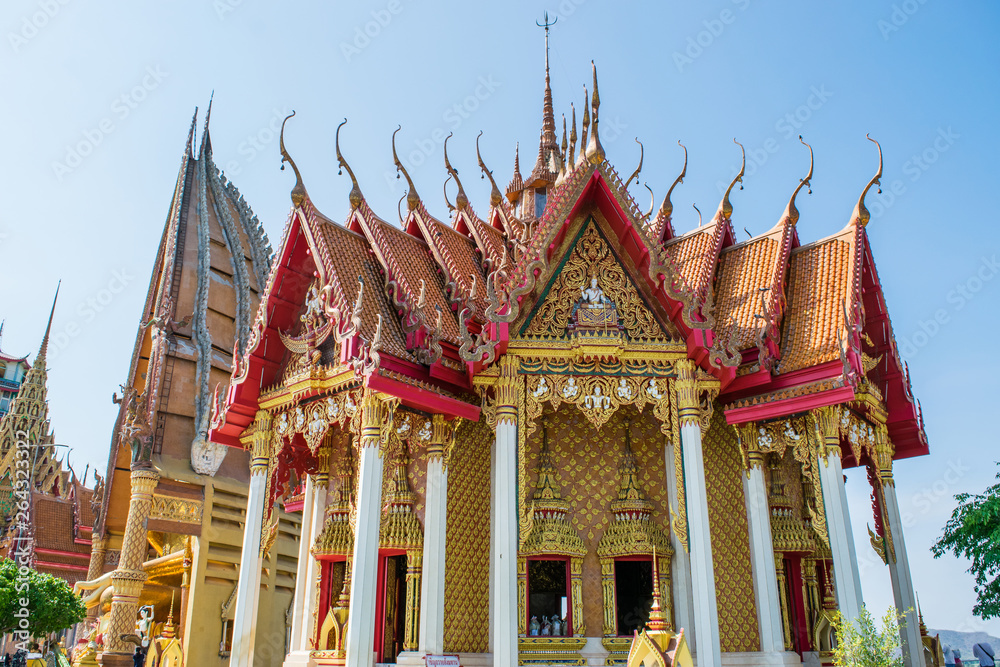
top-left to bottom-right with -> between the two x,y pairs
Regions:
279,111 -> 307,207
578,85 -> 590,167
648,547 -> 669,631
851,134 -> 883,228
585,62 -> 605,164
393,126 -> 420,211
716,138 -> 745,221
555,114 -> 568,186
624,137 -> 644,189
476,131 -> 504,207
443,132 -> 468,211
781,135 -> 814,226
335,118 -> 364,210
568,104 -> 577,168
35,281 -> 59,366
659,141 -> 688,222
162,591 -> 177,639
506,142 -> 524,202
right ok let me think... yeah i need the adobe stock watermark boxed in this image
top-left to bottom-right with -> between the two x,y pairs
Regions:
213,0 -> 248,20
222,107 -> 291,177
383,75 -> 503,192
340,0 -> 404,62
877,0 -> 931,41
10,429 -> 34,651
869,127 -> 958,220
8,0 -> 72,54
49,268 -> 136,360
897,254 -> 997,360
716,85 -> 833,194
673,0 -> 752,73
51,66 -> 169,181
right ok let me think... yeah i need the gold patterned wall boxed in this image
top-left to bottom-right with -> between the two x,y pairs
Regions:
443,418 -> 492,653
702,403 -> 761,652
524,405 -> 671,637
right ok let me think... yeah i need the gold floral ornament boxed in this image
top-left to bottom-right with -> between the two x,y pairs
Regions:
273,389 -> 360,454
524,223 -> 673,341
526,373 -> 671,431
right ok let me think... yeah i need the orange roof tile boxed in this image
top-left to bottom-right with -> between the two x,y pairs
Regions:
714,225 -> 786,351
777,228 -> 856,373
413,206 -> 489,319
311,210 -> 415,363
354,204 -> 461,345
664,223 -> 722,297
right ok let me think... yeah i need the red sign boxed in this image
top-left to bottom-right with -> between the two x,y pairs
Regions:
425,655 -> 461,667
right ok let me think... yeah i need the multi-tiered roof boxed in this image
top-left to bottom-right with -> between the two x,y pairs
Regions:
210,56 -> 926,463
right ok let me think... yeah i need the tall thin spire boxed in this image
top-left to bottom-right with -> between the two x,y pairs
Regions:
35,281 -> 60,365
529,13 -> 560,187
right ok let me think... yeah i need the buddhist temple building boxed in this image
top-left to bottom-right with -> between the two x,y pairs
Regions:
0,290 -> 98,592
202,34 -> 927,667
72,105 -> 293,667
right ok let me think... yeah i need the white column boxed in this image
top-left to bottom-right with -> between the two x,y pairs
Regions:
817,449 -> 863,623
229,450 -> 270,667
345,396 -> 387,667
680,420 -> 722,667
664,442 -> 695,650
743,461 -> 786,654
883,479 -> 922,667
493,414 -> 518,667
418,452 -> 449,654
300,480 -> 328,650
289,475 -> 317,650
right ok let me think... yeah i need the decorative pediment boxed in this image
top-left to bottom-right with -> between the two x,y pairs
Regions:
522,221 -> 679,342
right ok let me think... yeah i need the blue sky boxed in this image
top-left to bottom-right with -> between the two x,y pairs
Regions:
2,0 -> 998,638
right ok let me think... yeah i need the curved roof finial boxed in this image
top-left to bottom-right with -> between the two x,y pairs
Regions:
781,135 -> 814,226
585,62 -> 605,164
476,131 -> 504,208
393,126 -> 421,212
659,140 -> 688,221
556,114 -> 568,186
279,111 -> 307,207
693,203 -> 703,228
443,133 -> 469,212
624,137 -> 644,190
335,118 -> 364,210
643,182 -> 655,221
717,138 -> 745,221
851,134 -> 883,228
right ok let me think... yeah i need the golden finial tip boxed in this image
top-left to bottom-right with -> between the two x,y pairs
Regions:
335,118 -> 363,209
476,130 -> 504,208
393,125 -> 420,211
585,63 -> 604,164
279,110 -> 307,207
781,135 -> 814,226
443,132 -> 468,211
717,139 -> 745,221
851,134 -> 883,227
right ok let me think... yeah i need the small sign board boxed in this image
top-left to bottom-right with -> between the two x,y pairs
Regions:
425,655 -> 461,667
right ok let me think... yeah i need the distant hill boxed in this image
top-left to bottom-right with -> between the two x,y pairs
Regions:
928,628 -> 999,662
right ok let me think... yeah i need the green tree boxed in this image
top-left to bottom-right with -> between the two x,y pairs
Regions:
831,606 -> 904,667
0,558 -> 86,637
932,463 -> 1000,619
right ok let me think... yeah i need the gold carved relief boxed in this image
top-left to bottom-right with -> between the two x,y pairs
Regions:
524,222 -> 674,340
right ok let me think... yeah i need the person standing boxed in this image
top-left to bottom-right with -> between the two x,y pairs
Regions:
973,643 -> 996,667
955,648 -> 964,667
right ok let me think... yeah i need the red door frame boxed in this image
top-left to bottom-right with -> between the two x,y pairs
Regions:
374,548 -> 407,663
316,555 -> 348,646
613,555 -> 654,637
525,556 -> 573,636
787,556 -> 811,654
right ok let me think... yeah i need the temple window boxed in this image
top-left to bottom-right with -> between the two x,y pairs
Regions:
535,188 -> 547,217
527,558 -> 571,635
0,361 -> 7,378
614,558 -> 654,636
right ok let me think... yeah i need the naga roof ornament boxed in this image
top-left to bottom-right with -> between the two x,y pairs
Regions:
716,138 -> 745,221
335,118 -> 364,210
624,137 -> 644,190
476,131 -> 504,208
568,104 -> 577,168
851,134 -> 883,228
443,132 -> 469,212
781,135 -> 814,226
279,111 -> 308,207
393,126 -> 421,212
585,62 -> 605,164
659,141 -> 688,223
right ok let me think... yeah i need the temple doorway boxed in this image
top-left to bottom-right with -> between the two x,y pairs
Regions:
376,553 -> 407,665
614,559 -> 653,636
